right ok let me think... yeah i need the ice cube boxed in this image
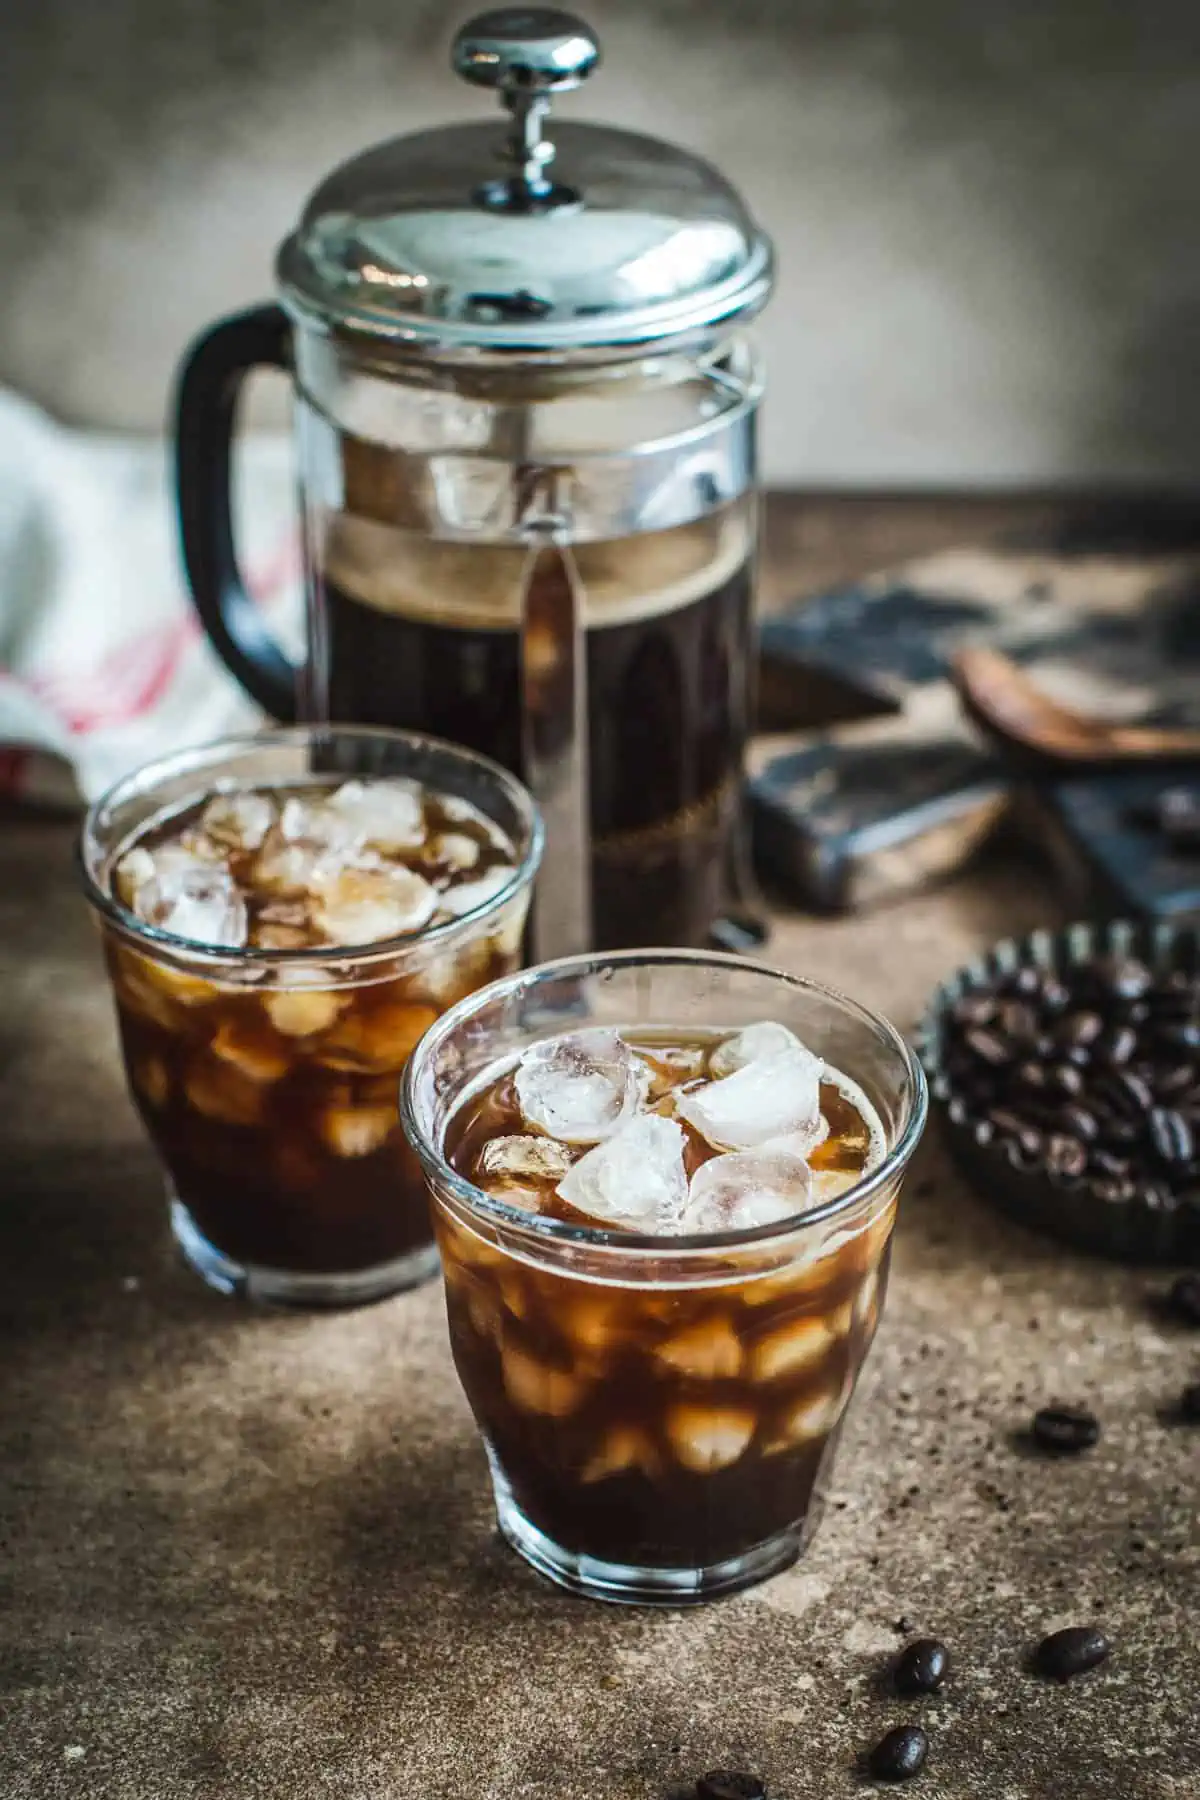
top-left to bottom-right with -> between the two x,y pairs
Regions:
185,1052 -> 265,1126
811,1167 -> 861,1204
310,863 -> 436,946
676,1044 -> 825,1152
580,1425 -> 661,1484
515,1027 -> 649,1145
326,779 -> 426,853
316,998 -> 438,1072
479,1134 -> 574,1183
557,1114 -> 688,1230
253,832 -> 324,898
501,1343 -> 585,1417
436,866 -> 514,919
279,794 -> 358,850
130,1055 -> 170,1110
201,790 -> 276,852
665,1402 -> 756,1472
749,1314 -> 835,1381
682,1143 -> 816,1233
654,1316 -> 743,1379
113,846 -> 157,911
125,846 -> 248,950
763,1386 -> 846,1453
210,1019 -> 291,1084
640,1044 -> 709,1101
264,989 -> 345,1037
709,1020 -> 802,1079
318,1102 -> 395,1158
429,831 -> 481,872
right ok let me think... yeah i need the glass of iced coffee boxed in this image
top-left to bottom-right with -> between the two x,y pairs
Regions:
403,951 -> 927,1603
80,728 -> 542,1306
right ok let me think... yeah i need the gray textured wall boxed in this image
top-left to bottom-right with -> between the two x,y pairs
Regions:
2,0 -> 1199,485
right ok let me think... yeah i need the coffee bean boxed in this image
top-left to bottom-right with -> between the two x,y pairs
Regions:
1010,965 -> 1043,998
987,1109 -> 1043,1157
1034,1625 -> 1111,1682
1016,1060 -> 1049,1091
1093,1177 -> 1136,1204
1031,1405 -> 1100,1454
1045,1135 -> 1088,1179
1097,1025 -> 1138,1066
999,1000 -> 1040,1043
1090,1150 -> 1130,1177
697,1774 -> 766,1800
867,1726 -> 929,1783
964,1027 -> 1013,1068
1142,1183 -> 1178,1213
1166,1273 -> 1200,1326
1057,1010 -> 1104,1050
1179,1383 -> 1200,1421
1048,1063 -> 1085,1098
1154,1065 -> 1196,1100
1040,978 -> 1071,1014
893,1639 -> 949,1695
952,993 -> 998,1028
1060,1105 -> 1099,1142
1098,1070 -> 1155,1119
1149,1108 -> 1194,1166
1092,957 -> 1152,1001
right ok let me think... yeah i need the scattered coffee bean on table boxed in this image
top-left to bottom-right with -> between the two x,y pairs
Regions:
867,1725 -> 929,1783
697,1773 -> 766,1800
893,1638 -> 950,1695
1166,1273 -> 1200,1327
1034,1625 -> 1112,1682
1031,1405 -> 1100,1455
943,955 -> 1200,1210
1178,1382 -> 1200,1422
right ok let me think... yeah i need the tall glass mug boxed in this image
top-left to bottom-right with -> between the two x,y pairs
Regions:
80,728 -> 541,1307
403,952 -> 927,1604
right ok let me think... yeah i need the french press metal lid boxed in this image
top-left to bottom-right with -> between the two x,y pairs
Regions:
276,8 -> 773,363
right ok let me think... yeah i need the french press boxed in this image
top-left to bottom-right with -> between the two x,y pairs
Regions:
174,8 -> 774,957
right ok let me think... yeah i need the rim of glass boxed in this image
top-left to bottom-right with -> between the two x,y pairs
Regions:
401,948 -> 930,1254
78,725 -> 545,968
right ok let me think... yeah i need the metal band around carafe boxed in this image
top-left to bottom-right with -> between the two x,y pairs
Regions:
293,361 -> 760,544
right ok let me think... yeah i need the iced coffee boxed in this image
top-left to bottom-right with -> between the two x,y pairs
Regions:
403,953 -> 927,1602
81,729 -> 541,1305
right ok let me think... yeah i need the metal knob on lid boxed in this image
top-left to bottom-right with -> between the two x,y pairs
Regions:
276,5 -> 772,359
453,8 -> 601,212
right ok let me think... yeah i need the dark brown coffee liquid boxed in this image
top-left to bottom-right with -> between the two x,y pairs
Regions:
434,1027 -> 894,1571
317,522 -> 753,950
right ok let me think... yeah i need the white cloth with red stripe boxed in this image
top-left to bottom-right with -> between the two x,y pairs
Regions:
0,390 -> 302,807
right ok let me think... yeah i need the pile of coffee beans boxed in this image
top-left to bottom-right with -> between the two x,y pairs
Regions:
943,955 -> 1200,1204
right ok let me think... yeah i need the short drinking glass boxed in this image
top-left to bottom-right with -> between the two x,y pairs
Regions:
403,950 -> 927,1604
81,726 -> 542,1306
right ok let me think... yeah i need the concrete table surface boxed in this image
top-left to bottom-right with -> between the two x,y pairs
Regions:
3,500 -> 1199,1799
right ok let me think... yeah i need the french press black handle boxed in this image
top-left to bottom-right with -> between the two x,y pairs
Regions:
173,304 -> 298,722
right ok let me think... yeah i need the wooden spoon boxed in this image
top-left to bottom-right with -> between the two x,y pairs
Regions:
952,645 -> 1200,768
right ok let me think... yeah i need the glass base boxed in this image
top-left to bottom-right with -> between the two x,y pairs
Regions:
169,1195 -> 439,1308
490,1461 -> 803,1606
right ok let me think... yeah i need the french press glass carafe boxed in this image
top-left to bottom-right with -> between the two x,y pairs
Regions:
174,7 -> 774,958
